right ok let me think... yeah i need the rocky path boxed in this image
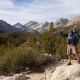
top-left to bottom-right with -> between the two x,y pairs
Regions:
0,59 -> 80,80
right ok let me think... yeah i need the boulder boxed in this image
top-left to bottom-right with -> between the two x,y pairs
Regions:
25,66 -> 30,71
74,77 -> 80,80
13,73 -> 26,80
0,76 -> 6,79
50,63 -> 80,80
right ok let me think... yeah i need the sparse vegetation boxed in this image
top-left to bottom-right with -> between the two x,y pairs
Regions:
0,22 -> 80,74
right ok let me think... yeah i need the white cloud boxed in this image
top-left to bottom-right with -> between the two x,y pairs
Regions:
0,0 -> 14,9
0,0 -> 80,25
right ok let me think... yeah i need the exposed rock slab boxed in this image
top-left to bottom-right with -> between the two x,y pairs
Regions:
1,60 -> 80,80
50,63 -> 80,80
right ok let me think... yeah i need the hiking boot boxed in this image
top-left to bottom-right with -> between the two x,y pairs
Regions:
67,62 -> 71,65
78,61 -> 80,64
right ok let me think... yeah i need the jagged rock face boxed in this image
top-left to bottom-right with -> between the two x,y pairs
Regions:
13,23 -> 25,32
64,15 -> 80,27
23,20 -> 39,33
53,18 -> 69,28
13,21 -> 49,34
53,15 -> 80,28
0,20 -> 50,33
13,23 -> 24,28
23,21 -> 50,34
32,21 -> 50,33
24,20 -> 38,28
67,17 -> 76,21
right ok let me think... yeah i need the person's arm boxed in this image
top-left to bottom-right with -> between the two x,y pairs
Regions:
58,29 -> 68,37
60,32 -> 68,37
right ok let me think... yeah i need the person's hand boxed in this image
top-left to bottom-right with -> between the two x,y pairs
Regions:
58,29 -> 60,33
69,37 -> 72,39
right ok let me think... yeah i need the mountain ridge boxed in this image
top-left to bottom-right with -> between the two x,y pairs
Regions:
0,15 -> 80,34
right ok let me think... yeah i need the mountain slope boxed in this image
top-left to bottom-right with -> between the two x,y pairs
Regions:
53,15 -> 80,28
0,29 -> 5,33
0,20 -> 16,32
53,18 -> 69,28
64,15 -> 80,27
33,21 -> 50,33
24,20 -> 38,28
1,15 -> 80,34
23,21 -> 50,33
14,22 -> 24,28
13,22 -> 25,32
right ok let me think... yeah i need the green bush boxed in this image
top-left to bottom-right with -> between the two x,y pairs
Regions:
0,44 -> 50,74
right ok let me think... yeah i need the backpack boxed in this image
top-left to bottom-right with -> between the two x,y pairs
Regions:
70,31 -> 79,45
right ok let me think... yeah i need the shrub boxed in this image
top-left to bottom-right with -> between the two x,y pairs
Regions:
0,44 -> 50,74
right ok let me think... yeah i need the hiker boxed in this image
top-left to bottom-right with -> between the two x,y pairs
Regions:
58,26 -> 80,65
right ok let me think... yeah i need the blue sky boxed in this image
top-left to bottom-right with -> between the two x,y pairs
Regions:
0,0 -> 80,25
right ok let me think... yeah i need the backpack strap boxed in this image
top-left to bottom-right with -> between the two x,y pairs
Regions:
71,31 -> 73,36
69,31 -> 73,36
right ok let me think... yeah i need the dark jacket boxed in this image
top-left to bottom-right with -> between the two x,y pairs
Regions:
60,31 -> 80,46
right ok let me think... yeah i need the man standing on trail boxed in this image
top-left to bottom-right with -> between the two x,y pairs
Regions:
58,26 -> 80,65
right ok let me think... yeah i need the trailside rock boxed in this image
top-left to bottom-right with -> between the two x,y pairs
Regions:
0,76 -> 6,79
50,63 -> 80,80
13,73 -> 26,80
3,76 -> 13,80
45,67 -> 55,80
26,73 -> 45,80
74,77 -> 80,80
25,66 -> 30,71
